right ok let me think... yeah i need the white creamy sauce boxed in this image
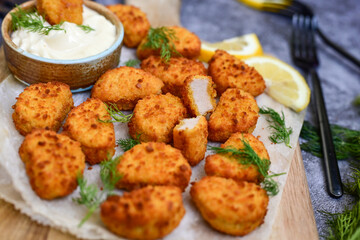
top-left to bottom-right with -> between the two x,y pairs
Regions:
11,6 -> 116,60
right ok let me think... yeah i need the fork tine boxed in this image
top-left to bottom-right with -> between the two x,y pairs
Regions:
291,13 -> 319,68
291,14 -> 301,60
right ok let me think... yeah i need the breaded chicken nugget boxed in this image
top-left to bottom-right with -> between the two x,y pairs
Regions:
181,75 -> 217,117
37,0 -> 83,25
208,50 -> 265,97
208,88 -> 259,142
101,185 -> 185,240
137,26 -> 201,60
116,142 -> 191,191
91,66 -> 164,110
190,176 -> 269,236
128,93 -> 187,143
107,4 -> 150,48
19,129 -> 85,200
12,82 -> 73,136
205,133 -> 270,184
62,98 -> 115,165
141,56 -> 207,97
173,116 -> 208,166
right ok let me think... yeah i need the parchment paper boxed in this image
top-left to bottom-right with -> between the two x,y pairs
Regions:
0,45 -> 306,239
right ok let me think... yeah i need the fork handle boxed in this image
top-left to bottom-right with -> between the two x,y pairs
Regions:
310,69 -> 343,198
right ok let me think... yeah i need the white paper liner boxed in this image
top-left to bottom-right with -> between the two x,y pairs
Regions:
0,47 -> 306,239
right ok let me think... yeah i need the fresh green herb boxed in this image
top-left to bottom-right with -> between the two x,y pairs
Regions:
77,24 -> 95,33
344,167 -> 360,198
300,121 -> 360,161
142,27 -> 181,63
321,166 -> 360,240
117,135 -> 141,152
124,59 -> 141,67
98,103 -> 133,123
11,6 -> 65,35
100,156 -> 122,194
208,139 -> 285,196
259,106 -> 293,148
353,95 -> 360,107
321,202 -> 360,240
73,155 -> 122,227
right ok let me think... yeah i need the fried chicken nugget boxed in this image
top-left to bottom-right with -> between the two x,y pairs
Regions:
12,82 -> 73,136
141,56 -> 207,97
62,98 -> 115,165
101,185 -> 185,240
173,116 -> 208,166
208,88 -> 259,142
181,75 -> 217,116
37,0 -> 83,25
107,4 -> 150,48
116,142 -> 191,191
208,50 -> 265,97
128,93 -> 187,143
91,66 -> 164,110
19,129 -> 85,200
205,133 -> 270,184
137,26 -> 201,60
190,176 -> 269,236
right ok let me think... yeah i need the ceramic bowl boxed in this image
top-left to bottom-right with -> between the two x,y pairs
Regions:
1,0 -> 124,92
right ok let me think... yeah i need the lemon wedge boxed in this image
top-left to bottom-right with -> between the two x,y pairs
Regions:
237,0 -> 290,11
244,56 -> 310,112
199,33 -> 263,62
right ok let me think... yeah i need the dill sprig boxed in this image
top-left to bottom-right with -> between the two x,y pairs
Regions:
124,59 -> 141,67
259,106 -> 293,148
321,202 -> 360,240
98,103 -> 133,123
321,166 -> 360,240
11,6 -> 65,35
77,24 -> 95,33
353,95 -> 360,107
117,135 -> 141,152
142,27 -> 181,63
73,155 -> 122,227
300,121 -> 360,161
344,167 -> 360,198
208,139 -> 285,196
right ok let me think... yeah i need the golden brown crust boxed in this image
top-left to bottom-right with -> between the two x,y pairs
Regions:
137,26 -> 201,60
37,0 -> 83,25
19,129 -> 85,200
128,93 -> 187,143
101,186 -> 185,240
173,116 -> 208,166
91,66 -> 164,110
190,176 -> 269,236
12,81 -> 73,136
107,4 -> 150,48
205,133 -> 270,184
140,56 -> 207,97
181,75 -> 217,116
116,142 -> 192,191
62,98 -> 115,165
208,88 -> 259,142
208,50 -> 265,97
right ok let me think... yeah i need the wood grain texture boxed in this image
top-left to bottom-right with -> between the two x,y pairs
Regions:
0,144 -> 318,240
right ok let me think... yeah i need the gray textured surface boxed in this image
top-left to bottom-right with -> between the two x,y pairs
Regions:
1,0 -> 359,238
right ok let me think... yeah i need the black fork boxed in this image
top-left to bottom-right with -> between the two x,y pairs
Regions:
291,14 -> 343,198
